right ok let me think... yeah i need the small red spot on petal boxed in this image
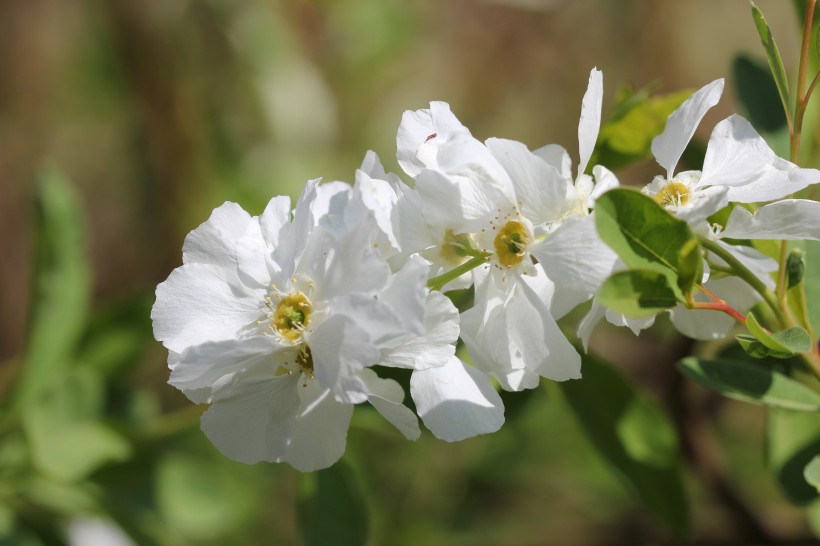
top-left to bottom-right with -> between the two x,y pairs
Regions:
425,133 -> 437,142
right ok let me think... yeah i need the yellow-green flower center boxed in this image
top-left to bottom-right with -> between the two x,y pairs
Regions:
273,292 -> 311,341
653,181 -> 691,207
439,229 -> 473,265
493,220 -> 531,267
295,345 -> 314,376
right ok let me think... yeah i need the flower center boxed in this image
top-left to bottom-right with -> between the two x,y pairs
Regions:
272,292 -> 312,342
493,220 -> 531,267
439,229 -> 473,265
653,181 -> 691,207
296,345 -> 314,376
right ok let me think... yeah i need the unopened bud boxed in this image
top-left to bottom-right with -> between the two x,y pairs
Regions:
786,249 -> 805,290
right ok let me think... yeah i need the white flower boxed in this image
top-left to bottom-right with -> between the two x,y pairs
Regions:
644,79 -> 820,224
152,180 -> 443,471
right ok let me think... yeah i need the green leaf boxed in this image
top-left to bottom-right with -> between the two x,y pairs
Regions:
732,54 -> 789,133
768,408 -> 820,505
560,352 -> 690,535
594,188 -> 700,298
750,2 -> 792,121
598,269 -> 679,317
14,169 -> 90,408
736,334 -> 781,359
746,312 -> 813,355
678,357 -> 820,411
297,462 -> 369,546
595,86 -> 692,171
805,456 -> 820,491
156,452 -> 254,540
22,369 -> 131,482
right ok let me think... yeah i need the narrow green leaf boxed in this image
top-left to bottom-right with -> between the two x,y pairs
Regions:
768,408 -> 820,505
598,269 -> 680,317
560,352 -> 690,535
746,312 -> 813,355
678,357 -> 820,411
297,462 -> 369,546
594,188 -> 700,299
750,2 -> 792,121
14,169 -> 90,407
805,456 -> 820,491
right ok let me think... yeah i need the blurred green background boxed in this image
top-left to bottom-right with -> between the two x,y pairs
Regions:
0,0 -> 818,544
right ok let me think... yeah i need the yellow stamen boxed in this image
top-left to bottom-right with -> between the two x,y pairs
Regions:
273,292 -> 311,341
653,181 -> 691,207
493,220 -> 531,267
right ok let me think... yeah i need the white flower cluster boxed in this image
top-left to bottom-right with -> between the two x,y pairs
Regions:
152,69 -> 820,471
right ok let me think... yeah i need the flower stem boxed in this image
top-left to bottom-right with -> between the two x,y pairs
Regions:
697,236 -> 787,328
427,255 -> 489,292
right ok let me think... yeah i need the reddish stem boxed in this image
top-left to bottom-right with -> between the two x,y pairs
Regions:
691,302 -> 748,325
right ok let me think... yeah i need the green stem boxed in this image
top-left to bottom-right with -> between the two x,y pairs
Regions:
427,255 -> 489,292
697,236 -> 787,327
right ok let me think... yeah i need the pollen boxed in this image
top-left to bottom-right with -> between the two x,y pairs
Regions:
493,220 -> 531,267
653,181 -> 691,207
272,292 -> 312,342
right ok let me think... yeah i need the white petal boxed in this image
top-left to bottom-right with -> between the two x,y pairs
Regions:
413,169 -> 502,233
182,202 -> 252,268
605,309 -> 656,335
282,381 -> 355,472
274,178 -> 320,277
382,290 -> 459,370
235,221 -> 273,288
300,219 -> 391,301
651,79 -> 724,178
485,137 -> 570,224
359,369 -> 420,440
514,276 -> 582,381
169,336 -> 284,392
152,263 -> 263,353
676,185 -> 729,225
203,367 -> 354,471
578,299 -> 606,352
722,200 -> 820,240
410,356 -> 504,441
577,67 -> 603,176
533,143 -> 572,180
397,101 -> 470,177
308,314 -> 380,404
589,165 -> 620,204
200,369 -> 301,465
725,158 -> 820,203
530,214 -> 618,295
699,115 -> 774,188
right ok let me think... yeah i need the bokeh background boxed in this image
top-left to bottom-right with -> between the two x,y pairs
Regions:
0,0 -> 817,544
